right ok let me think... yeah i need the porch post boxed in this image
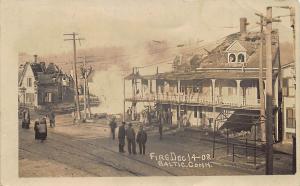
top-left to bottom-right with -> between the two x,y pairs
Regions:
211,79 -> 216,103
236,80 -> 241,105
148,80 -> 151,95
34,86 -> 38,107
274,77 -> 279,141
264,80 -> 267,108
211,79 -> 216,127
177,80 -> 181,101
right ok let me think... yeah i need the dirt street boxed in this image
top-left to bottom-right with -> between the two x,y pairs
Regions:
19,113 -> 292,177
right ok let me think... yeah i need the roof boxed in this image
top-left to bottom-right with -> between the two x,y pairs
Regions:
155,71 -> 278,81
127,70 -> 278,81
37,74 -> 57,84
196,31 -> 279,69
18,61 -> 70,86
18,62 -> 45,86
18,63 -> 29,86
30,63 -> 45,78
125,31 -> 280,81
124,72 -> 143,80
225,40 -> 247,52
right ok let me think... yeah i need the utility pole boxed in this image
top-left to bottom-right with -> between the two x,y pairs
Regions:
64,32 -> 84,122
123,77 -> 126,122
83,56 -> 88,121
256,7 -> 281,175
290,7 -> 296,63
78,56 -> 94,121
265,6 -> 274,175
255,13 -> 266,141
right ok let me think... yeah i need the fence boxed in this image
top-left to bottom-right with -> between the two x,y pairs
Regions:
212,111 -> 266,168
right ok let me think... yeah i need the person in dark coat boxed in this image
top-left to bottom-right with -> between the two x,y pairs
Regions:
126,123 -> 136,154
38,117 -> 47,142
109,117 -> 117,140
118,122 -> 126,153
49,111 -> 56,128
136,126 -> 147,155
22,109 -> 31,129
34,121 -> 40,140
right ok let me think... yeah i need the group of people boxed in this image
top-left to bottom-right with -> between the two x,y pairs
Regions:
20,108 -> 56,142
109,117 -> 148,155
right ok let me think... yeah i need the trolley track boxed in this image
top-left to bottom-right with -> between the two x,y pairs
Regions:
20,129 -> 175,176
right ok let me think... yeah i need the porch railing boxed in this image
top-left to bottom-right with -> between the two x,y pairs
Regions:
125,93 -> 260,108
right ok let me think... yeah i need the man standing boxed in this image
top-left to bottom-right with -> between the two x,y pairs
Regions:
49,110 -> 56,128
22,109 -> 31,129
126,123 -> 136,154
38,116 -> 47,143
109,117 -> 117,140
136,126 -> 147,155
118,122 -> 126,153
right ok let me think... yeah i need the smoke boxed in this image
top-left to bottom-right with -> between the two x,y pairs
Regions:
89,65 -> 124,114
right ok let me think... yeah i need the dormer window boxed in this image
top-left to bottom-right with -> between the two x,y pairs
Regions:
228,53 -> 236,62
237,53 -> 245,62
225,40 -> 247,63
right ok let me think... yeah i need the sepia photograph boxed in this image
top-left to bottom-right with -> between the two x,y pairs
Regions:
1,0 -> 299,185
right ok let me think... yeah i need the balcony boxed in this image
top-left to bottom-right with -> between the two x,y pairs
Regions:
125,93 -> 261,110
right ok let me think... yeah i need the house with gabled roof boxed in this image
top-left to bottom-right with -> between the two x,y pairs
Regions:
124,17 -> 288,142
18,55 -> 74,108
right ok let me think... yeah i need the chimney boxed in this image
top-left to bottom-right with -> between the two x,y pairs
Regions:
240,17 -> 248,35
33,55 -> 38,63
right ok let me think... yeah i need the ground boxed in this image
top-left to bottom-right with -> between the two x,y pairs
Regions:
19,113 -> 294,177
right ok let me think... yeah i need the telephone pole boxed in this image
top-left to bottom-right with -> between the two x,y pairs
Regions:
255,13 -> 266,141
78,56 -> 94,121
64,32 -> 85,122
265,6 -> 274,175
256,6 -> 281,175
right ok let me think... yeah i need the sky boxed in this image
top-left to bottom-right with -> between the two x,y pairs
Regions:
13,0 -> 295,56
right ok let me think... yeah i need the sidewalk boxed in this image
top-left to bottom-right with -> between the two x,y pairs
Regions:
273,142 -> 293,155
181,127 -> 294,155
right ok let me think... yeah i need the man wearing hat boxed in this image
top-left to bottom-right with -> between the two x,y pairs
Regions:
136,125 -> 147,155
118,122 -> 126,153
109,116 -> 117,140
126,123 -> 136,154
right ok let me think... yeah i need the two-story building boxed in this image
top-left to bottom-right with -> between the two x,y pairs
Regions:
281,62 -> 296,143
18,55 -> 75,108
124,17 -> 286,142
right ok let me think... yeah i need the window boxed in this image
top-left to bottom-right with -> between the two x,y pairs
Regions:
199,107 -> 203,118
237,53 -> 245,62
286,108 -> 295,128
288,79 -> 295,96
228,53 -> 236,62
25,93 -> 34,103
45,92 -> 53,103
27,78 -> 32,87
194,106 -> 197,118
283,78 -> 295,97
